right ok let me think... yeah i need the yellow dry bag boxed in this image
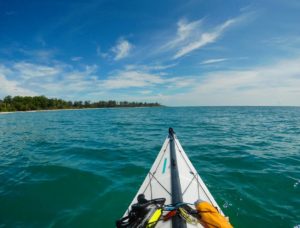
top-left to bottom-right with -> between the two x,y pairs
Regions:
195,200 -> 233,228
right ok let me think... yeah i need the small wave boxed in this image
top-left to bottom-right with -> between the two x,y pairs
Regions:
293,180 -> 300,189
223,201 -> 233,209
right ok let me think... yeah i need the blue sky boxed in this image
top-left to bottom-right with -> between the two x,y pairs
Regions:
1,0 -> 300,105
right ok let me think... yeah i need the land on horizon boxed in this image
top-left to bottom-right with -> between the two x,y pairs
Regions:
0,95 -> 161,113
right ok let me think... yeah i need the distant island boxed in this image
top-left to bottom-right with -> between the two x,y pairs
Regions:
0,95 -> 161,112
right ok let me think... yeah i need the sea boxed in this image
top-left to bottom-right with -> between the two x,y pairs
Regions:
0,107 -> 299,227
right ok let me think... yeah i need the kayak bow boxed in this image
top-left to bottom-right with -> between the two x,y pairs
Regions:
122,128 -> 227,228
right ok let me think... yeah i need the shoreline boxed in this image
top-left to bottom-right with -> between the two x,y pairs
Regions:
0,106 -> 163,114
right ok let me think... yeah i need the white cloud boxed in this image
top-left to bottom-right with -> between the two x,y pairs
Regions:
13,62 -> 61,79
4,55 -> 300,106
166,77 -> 196,89
201,58 -> 228,65
103,70 -> 164,89
35,64 -> 99,95
125,63 -> 177,71
0,62 -> 100,99
155,14 -> 251,60
112,39 -> 133,60
0,60 -> 194,101
173,19 -> 235,59
164,57 -> 300,106
167,19 -> 203,49
101,68 -> 196,90
0,65 -> 36,97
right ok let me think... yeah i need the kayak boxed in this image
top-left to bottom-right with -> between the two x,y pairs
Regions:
118,128 -> 230,228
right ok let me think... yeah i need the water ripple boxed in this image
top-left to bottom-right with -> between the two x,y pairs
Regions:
0,107 -> 300,227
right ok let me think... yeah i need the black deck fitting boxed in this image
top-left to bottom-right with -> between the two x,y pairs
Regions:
169,127 -> 175,137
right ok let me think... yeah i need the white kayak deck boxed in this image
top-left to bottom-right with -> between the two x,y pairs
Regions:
125,134 -> 224,228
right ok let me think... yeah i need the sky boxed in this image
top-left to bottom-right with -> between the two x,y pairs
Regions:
1,0 -> 300,106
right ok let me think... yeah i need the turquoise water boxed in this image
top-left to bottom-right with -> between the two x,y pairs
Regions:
0,107 -> 299,227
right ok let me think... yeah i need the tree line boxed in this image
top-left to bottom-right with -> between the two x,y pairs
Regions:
0,96 -> 161,112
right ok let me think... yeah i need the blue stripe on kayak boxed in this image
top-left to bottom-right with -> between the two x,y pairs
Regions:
162,158 -> 167,174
